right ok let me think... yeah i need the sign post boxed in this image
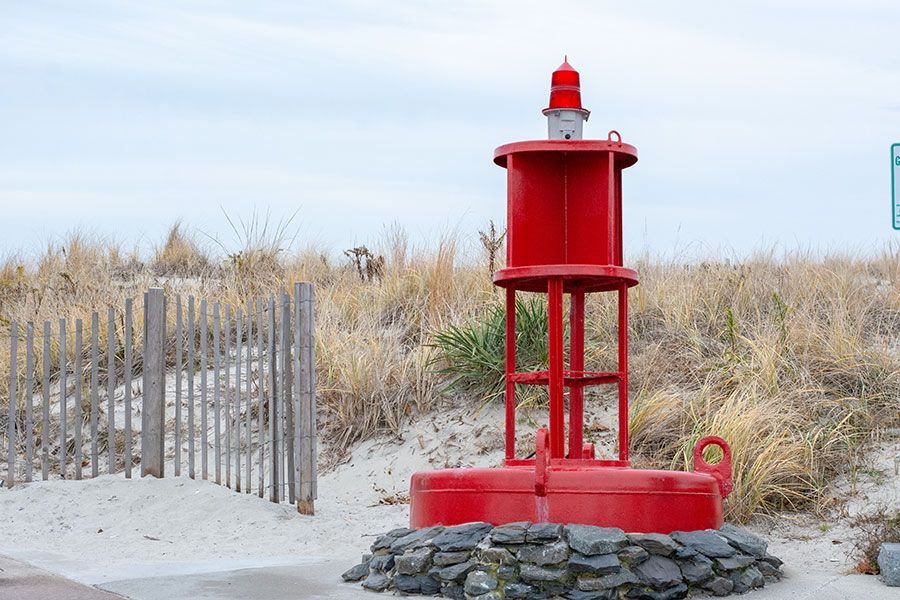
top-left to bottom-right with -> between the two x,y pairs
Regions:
893,144 -> 900,230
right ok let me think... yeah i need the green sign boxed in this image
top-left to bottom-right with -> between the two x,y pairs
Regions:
894,144 -> 900,229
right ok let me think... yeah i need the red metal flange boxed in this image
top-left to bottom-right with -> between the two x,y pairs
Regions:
693,436 -> 733,498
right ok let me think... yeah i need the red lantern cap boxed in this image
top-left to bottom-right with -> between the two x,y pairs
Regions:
546,56 -> 584,111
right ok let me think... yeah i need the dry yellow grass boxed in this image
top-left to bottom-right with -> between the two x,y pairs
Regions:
1,225 -> 898,522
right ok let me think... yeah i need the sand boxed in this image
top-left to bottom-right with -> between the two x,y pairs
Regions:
0,402 -> 897,595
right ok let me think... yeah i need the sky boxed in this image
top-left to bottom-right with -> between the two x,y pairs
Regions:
2,1 -> 900,260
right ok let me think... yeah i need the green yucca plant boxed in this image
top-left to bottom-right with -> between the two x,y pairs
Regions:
431,297 -> 557,402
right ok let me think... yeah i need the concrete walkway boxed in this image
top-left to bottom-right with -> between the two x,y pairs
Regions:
0,555 -> 126,600
2,552 -> 895,600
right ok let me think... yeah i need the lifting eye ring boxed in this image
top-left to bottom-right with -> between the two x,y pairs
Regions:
693,435 -> 733,498
607,130 -> 622,146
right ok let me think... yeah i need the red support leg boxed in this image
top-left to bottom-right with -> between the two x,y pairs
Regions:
617,283 -> 629,462
504,286 -> 516,462
547,278 -> 565,458
568,290 -> 585,458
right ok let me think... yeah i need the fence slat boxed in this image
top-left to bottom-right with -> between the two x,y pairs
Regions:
187,296 -> 196,479
25,322 -> 34,483
74,320 -> 83,480
124,298 -> 133,478
213,303 -> 221,485
281,291 -> 295,504
268,296 -> 278,503
245,304 -> 252,494
308,285 -> 318,500
58,319 -> 66,479
91,313 -> 99,478
225,306 -> 231,489
200,298 -> 209,480
235,308 -> 242,493
42,320 -> 50,480
257,300 -> 265,498
175,296 -> 183,477
6,322 -> 17,488
297,283 -> 313,514
141,288 -> 165,478
107,307 -> 115,474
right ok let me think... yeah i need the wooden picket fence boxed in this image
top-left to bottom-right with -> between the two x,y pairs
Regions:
1,283 -> 317,514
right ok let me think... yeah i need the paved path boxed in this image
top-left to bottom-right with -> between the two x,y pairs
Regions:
0,555 -> 125,600
2,552 -> 895,600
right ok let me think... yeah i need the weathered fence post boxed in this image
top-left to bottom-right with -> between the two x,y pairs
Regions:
142,288 -> 166,478
6,322 -> 17,488
297,282 -> 317,514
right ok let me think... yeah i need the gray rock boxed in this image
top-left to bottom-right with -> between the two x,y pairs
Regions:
703,576 -> 734,596
618,545 -> 650,565
670,530 -> 735,558
469,593 -> 502,600
678,554 -> 713,583
480,545 -> 516,565
565,590 -> 617,600
464,570 -> 499,595
625,583 -> 688,600
519,563 -> 568,582
503,581 -> 534,598
633,555 -> 682,590
390,526 -> 445,554
760,553 -> 784,568
497,564 -> 517,579
731,565 -> 764,593
879,544 -> 900,587
369,553 -> 395,572
371,527 -> 414,551
566,525 -> 628,556
491,521 -> 531,544
756,559 -> 782,580
433,551 -> 470,566
714,554 -> 755,571
437,559 -> 477,582
568,553 -> 621,575
395,546 -> 433,575
432,522 -> 493,552
626,533 -> 679,556
577,568 -> 639,590
518,540 -> 570,565
441,583 -> 466,600
361,572 -> 391,592
340,560 -> 370,582
673,546 -> 696,559
527,522 -> 564,542
719,524 -> 768,558
394,574 -> 431,594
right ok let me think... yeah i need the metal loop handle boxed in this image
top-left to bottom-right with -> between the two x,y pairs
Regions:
693,435 -> 733,498
607,130 -> 622,145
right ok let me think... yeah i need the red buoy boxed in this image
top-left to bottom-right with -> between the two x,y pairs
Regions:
410,59 -> 732,533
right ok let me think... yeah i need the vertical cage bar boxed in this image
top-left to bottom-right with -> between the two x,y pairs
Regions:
617,283 -> 629,462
